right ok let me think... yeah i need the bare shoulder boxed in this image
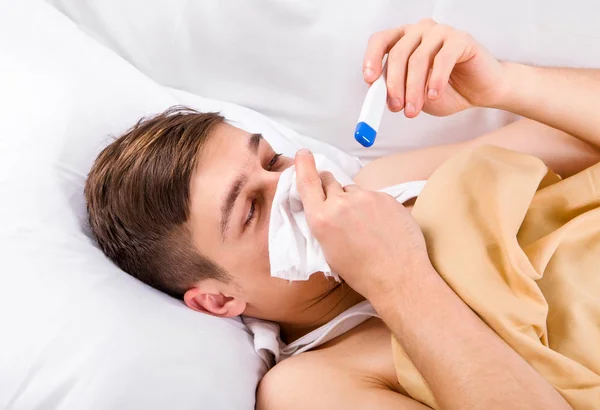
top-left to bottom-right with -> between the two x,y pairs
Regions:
255,351 -> 343,410
256,322 -> 429,410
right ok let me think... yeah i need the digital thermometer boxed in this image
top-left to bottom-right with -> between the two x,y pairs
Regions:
354,63 -> 387,148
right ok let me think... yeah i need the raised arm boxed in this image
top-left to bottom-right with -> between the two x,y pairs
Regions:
362,19 -> 600,151
355,19 -> 600,190
496,64 -> 600,149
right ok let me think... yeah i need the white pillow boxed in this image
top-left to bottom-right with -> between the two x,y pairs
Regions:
0,1 -> 359,409
48,0 -> 600,163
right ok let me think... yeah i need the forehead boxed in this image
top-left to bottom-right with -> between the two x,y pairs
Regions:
190,122 -> 250,210
200,122 -> 250,164
187,123 -> 250,256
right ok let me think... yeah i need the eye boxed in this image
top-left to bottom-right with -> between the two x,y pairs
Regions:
245,199 -> 256,227
268,153 -> 282,171
244,153 -> 281,229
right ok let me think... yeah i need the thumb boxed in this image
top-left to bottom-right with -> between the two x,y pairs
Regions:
295,149 -> 325,212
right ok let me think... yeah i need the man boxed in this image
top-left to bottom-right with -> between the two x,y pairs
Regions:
86,20 -> 599,409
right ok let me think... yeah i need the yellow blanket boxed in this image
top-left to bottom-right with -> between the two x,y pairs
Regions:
392,145 -> 600,409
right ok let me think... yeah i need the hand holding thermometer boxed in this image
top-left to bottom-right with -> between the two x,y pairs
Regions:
354,61 -> 388,148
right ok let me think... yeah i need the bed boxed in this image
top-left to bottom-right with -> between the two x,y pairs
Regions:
1,0 -> 598,408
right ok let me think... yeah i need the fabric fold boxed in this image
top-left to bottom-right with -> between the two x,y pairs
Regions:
391,145 -> 600,409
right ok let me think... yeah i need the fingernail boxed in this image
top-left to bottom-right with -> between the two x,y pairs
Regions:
363,67 -> 375,79
405,102 -> 415,115
389,98 -> 403,110
428,88 -> 438,99
296,149 -> 311,156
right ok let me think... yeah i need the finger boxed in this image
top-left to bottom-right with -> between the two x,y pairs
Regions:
385,19 -> 436,112
319,171 -> 344,197
295,149 -> 325,211
427,36 -> 465,101
385,30 -> 421,112
363,27 -> 405,84
404,29 -> 445,118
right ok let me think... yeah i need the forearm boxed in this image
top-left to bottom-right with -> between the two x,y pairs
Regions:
495,63 -> 600,149
355,119 -> 600,191
472,119 -> 600,177
353,142 -> 464,190
371,260 -> 571,410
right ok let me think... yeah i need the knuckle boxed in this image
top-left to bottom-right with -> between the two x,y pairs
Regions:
433,50 -> 451,65
388,43 -> 407,60
431,23 -> 450,36
408,52 -> 426,69
418,18 -> 436,26
367,32 -> 379,46
388,52 -> 409,71
367,30 -> 386,46
456,30 -> 472,43
312,211 -> 329,232
373,191 -> 390,203
386,80 -> 401,94
355,189 -> 372,203
337,196 -> 351,210
327,196 -> 345,213
372,192 -> 392,209
369,192 -> 382,204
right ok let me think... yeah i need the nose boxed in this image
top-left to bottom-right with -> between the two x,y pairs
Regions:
260,161 -> 293,208
261,169 -> 284,204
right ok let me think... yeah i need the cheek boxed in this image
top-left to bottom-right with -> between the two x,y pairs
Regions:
258,229 -> 271,276
237,227 -> 271,280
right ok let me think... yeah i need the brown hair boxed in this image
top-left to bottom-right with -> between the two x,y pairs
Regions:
85,106 -> 228,298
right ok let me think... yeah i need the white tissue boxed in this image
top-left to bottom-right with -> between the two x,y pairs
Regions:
268,154 -> 426,282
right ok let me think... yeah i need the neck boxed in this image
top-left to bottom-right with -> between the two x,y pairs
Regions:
278,283 -> 365,344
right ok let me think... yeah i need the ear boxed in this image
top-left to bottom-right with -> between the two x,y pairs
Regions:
183,283 -> 246,318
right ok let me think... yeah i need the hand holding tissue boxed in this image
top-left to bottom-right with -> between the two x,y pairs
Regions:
268,153 -> 426,282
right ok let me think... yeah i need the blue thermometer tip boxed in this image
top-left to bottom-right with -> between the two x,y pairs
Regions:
354,122 -> 376,148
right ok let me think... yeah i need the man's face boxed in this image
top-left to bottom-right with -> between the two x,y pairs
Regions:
188,123 -> 339,322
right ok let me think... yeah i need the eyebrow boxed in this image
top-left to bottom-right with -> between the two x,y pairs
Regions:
219,133 -> 263,240
248,132 -> 262,154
